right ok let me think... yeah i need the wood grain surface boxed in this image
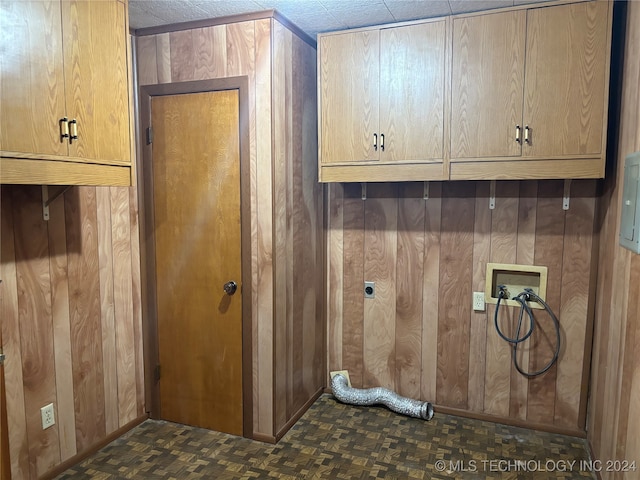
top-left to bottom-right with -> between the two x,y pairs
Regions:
327,179 -> 599,432
451,10 -> 525,159
136,17 -> 322,439
523,1 -> 608,158
587,1 -> 640,476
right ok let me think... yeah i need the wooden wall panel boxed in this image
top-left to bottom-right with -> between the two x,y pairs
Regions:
363,184 -> 398,389
135,17 -> 322,439
588,2 -> 640,476
327,178 -> 598,432
13,187 -> 60,476
437,183 -> 474,408
395,184 -> 424,400
1,185 -> 144,479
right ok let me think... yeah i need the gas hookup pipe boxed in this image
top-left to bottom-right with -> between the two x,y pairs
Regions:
331,373 -> 434,421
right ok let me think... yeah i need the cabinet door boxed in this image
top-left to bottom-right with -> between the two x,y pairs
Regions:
451,11 -> 526,159
62,0 -> 131,164
379,21 -> 445,162
320,30 -> 379,164
523,2 -> 608,158
0,0 -> 68,157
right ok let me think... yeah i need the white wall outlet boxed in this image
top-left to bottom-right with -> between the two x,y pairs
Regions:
473,291 -> 486,312
41,403 -> 55,430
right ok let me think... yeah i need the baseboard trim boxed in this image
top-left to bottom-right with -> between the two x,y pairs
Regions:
274,387 -> 324,442
323,387 -> 585,438
251,432 -> 277,444
40,414 -> 148,480
434,405 -> 587,438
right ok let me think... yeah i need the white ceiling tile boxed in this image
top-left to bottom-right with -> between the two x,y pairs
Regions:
193,0 -> 264,17
448,0 -> 513,15
384,0 -> 451,21
128,0 -> 552,36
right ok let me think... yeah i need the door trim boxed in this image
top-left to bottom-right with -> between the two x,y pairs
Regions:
137,77 -> 253,437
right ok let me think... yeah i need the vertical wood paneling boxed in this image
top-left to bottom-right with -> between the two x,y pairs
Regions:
155,33 -> 172,83
555,181 -> 595,429
396,184 -> 424,399
342,186 -> 364,388
273,20 -> 290,431
47,196 -> 77,461
327,183 -> 344,376
252,18 -> 273,436
484,181 -> 519,417
169,30 -> 195,82
527,181 -> 564,423
421,182 -> 441,402
129,188 -> 145,417
65,187 -> 106,452
588,2 -> 640,476
2,186 -> 143,479
136,35 -> 158,86
437,183 -> 474,408
328,177 -> 597,433
136,17 -> 322,439
468,182 -> 491,412
110,187 -> 136,427
0,189 -> 29,480
510,180 -> 537,420
363,184 -> 398,389
13,187 -> 60,476
95,187 -> 118,434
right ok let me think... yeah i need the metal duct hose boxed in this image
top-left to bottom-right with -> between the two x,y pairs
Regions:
331,374 -> 434,421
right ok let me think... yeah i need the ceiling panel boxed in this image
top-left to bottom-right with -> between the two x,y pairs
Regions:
129,0 -> 557,37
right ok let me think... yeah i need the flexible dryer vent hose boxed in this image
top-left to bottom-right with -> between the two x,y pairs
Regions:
331,374 -> 434,421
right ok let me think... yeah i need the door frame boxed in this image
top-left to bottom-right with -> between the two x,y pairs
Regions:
137,77 -> 253,437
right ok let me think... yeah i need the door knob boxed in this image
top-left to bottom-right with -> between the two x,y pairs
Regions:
223,281 -> 237,295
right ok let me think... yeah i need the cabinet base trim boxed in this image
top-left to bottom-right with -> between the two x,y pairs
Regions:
449,158 -> 604,180
320,163 -> 446,182
0,158 -> 132,186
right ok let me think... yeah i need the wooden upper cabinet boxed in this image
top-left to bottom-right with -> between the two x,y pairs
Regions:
0,0 -> 68,157
450,11 -> 526,159
63,0 -> 131,164
318,19 -> 448,182
0,0 -> 132,186
450,0 -> 611,179
320,30 -> 379,164
523,1 -> 609,158
380,21 -> 446,162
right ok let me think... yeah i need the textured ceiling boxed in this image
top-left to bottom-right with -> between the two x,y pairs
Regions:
129,0 -> 554,37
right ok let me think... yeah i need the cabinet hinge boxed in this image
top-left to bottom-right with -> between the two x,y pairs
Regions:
154,364 -> 161,382
146,126 -> 154,145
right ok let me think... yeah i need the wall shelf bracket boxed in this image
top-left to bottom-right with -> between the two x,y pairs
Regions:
563,179 -> 572,210
361,182 -> 367,201
42,185 -> 71,221
423,181 -> 429,200
489,180 -> 496,210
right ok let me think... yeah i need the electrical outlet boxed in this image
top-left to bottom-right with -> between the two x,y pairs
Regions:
473,292 -> 485,312
41,403 -> 55,430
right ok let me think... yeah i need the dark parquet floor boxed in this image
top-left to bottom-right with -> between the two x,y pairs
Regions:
57,394 -> 595,479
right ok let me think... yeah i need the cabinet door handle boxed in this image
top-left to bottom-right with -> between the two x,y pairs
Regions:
380,133 -> 384,152
59,117 -> 69,142
373,133 -> 378,151
69,119 -> 78,142
524,125 -> 530,144
515,125 -> 521,144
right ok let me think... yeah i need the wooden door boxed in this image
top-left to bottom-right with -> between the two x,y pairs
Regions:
151,90 -> 243,435
320,30 -> 379,164
63,0 -> 131,164
0,347 -> 8,480
523,1 -> 608,158
450,11 -> 526,159
0,0 -> 67,157
379,21 -> 445,162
